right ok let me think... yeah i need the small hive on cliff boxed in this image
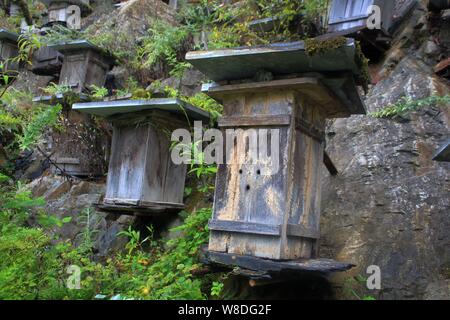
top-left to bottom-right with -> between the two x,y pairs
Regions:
43,0 -> 92,29
0,29 -> 19,80
48,40 -> 116,93
323,0 -> 398,57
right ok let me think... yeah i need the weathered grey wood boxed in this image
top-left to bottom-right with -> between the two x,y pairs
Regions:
218,114 -> 291,128
328,0 -> 395,34
105,116 -> 188,211
208,86 -> 326,260
203,76 -> 364,118
75,99 -> 210,214
286,224 -> 320,240
325,0 -> 396,54
295,117 -> 325,142
186,38 -> 367,89
50,41 -> 115,93
0,30 -> 19,77
105,124 -> 149,201
96,201 -> 184,215
323,151 -> 338,175
201,76 -> 364,260
202,250 -> 355,275
209,220 -> 282,236
31,46 -> 64,76
73,98 -> 210,121
46,0 -> 92,25
51,110 -> 108,177
189,42 -> 366,265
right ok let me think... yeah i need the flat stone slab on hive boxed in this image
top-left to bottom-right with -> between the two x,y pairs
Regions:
0,29 -> 19,42
188,40 -> 367,116
33,93 -> 90,105
186,38 -> 364,85
73,98 -> 211,121
48,40 -> 116,64
202,250 -> 355,277
95,201 -> 184,215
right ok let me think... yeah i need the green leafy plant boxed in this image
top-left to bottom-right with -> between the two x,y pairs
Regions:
42,83 -> 72,96
90,85 -> 109,100
37,214 -> 72,229
15,30 -> 42,65
76,207 -> 100,255
118,226 -> 155,255
343,275 -> 377,301
184,92 -> 223,123
17,103 -> 62,151
1,29 -> 42,93
210,281 -> 224,297
141,207 -> 213,299
136,21 -> 190,78
40,24 -> 83,45
370,95 -> 450,118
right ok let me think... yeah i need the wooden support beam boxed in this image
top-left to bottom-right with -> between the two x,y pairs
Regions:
201,250 -> 355,276
323,151 -> 338,176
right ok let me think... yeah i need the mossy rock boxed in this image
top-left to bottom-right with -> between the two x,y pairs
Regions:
304,36 -> 371,90
304,37 -> 347,56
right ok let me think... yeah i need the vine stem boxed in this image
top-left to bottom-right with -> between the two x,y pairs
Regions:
35,144 -> 76,182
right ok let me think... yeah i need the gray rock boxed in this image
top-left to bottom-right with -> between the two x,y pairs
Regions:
321,53 -> 450,300
423,40 -> 440,56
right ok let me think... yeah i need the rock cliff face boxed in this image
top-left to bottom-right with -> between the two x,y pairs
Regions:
17,0 -> 449,299
321,1 -> 450,299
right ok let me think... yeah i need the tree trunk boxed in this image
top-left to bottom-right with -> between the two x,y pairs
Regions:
12,0 -> 33,25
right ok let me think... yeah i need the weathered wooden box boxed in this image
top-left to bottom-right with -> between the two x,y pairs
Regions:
44,0 -> 91,27
32,94 -> 108,177
187,39 -> 367,260
328,0 -> 395,34
50,110 -> 109,177
73,98 -> 210,213
0,29 -> 19,78
31,46 -> 64,76
49,41 -> 116,93
9,3 -> 21,16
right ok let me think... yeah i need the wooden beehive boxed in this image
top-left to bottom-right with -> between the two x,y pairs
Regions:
328,0 -> 395,34
49,41 -> 116,93
0,29 -> 19,79
50,110 -> 109,177
44,0 -> 91,27
187,39 -> 367,261
9,3 -> 21,16
31,46 -> 64,76
73,98 -> 210,213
